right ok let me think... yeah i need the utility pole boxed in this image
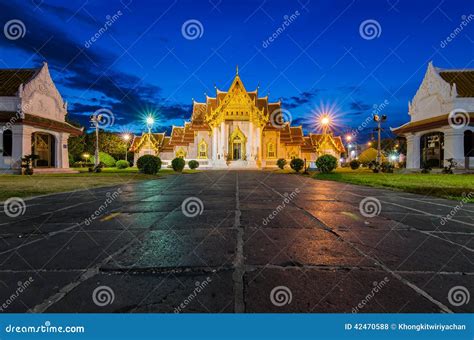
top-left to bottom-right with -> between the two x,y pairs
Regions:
373,114 -> 387,164
90,114 -> 103,167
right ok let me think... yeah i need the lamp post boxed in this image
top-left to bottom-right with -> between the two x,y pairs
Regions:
122,134 -> 131,162
146,116 -> 154,134
90,114 -> 103,167
320,116 -> 330,135
373,114 -> 387,164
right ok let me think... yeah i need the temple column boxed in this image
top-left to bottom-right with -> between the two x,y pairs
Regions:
406,133 -> 420,169
248,122 -> 254,160
220,122 -> 225,159
212,127 -> 217,160
444,129 -> 465,168
256,127 -> 262,163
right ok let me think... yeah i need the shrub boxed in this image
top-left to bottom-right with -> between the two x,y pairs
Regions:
99,152 -> 116,167
381,162 -> 394,173
137,155 -> 160,170
172,157 -> 186,172
137,155 -> 161,174
290,158 -> 305,173
421,162 -> 431,174
116,160 -> 129,169
188,160 -> 199,170
315,154 -> 338,173
276,158 -> 287,169
349,159 -> 360,170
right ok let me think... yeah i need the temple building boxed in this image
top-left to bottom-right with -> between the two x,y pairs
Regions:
392,62 -> 474,170
130,69 -> 345,169
0,63 -> 82,173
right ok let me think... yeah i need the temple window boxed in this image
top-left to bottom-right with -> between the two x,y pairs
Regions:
267,142 -> 275,158
176,148 -> 186,159
198,139 -> 207,159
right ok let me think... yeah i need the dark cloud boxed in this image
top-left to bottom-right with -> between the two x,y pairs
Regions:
349,100 -> 371,112
38,3 -> 99,27
282,90 -> 322,109
0,0 -> 187,133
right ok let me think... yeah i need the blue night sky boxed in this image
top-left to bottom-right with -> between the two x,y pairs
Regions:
1,0 -> 472,141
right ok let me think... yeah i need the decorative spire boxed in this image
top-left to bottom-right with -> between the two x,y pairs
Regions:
236,64 -> 239,75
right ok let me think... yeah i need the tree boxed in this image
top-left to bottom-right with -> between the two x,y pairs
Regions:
315,155 -> 338,173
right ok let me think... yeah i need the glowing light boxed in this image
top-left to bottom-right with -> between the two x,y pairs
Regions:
311,101 -> 341,133
345,135 -> 352,142
390,154 -> 398,161
122,133 -> 131,141
82,153 -> 90,160
146,116 -> 154,126
368,142 -> 372,146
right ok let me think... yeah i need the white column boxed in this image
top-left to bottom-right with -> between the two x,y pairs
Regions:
256,127 -> 262,162
58,132 -> 70,168
220,122 -> 225,159
212,127 -> 217,160
248,122 -> 253,159
406,133 -> 420,169
444,129 -> 465,168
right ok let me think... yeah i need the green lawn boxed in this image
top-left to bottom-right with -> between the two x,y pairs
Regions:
0,167 -> 198,201
313,168 -> 474,202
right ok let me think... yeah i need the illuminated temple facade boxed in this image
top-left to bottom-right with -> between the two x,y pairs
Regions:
130,70 -> 345,169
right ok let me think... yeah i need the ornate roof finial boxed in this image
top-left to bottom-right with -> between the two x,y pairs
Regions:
236,64 -> 239,75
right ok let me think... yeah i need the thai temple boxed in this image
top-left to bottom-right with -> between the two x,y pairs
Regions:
130,69 -> 345,169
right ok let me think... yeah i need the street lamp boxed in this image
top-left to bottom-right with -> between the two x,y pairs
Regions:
373,114 -> 387,165
345,135 -> 352,142
82,153 -> 90,163
90,114 -> 103,167
146,116 -> 154,134
122,133 -> 131,162
320,115 -> 330,135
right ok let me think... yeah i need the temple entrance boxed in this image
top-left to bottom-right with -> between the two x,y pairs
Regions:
232,138 -> 242,160
229,126 -> 247,161
32,132 -> 55,167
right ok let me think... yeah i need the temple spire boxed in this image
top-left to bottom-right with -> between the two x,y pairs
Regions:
236,64 -> 239,75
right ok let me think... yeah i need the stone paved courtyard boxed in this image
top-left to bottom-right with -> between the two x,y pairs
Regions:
0,171 -> 472,313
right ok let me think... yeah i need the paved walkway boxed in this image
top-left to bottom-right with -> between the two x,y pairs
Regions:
0,171 -> 472,313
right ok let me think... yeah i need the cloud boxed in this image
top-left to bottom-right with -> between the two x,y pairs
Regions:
282,90 -> 322,109
0,1 -> 188,133
349,100 -> 371,112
